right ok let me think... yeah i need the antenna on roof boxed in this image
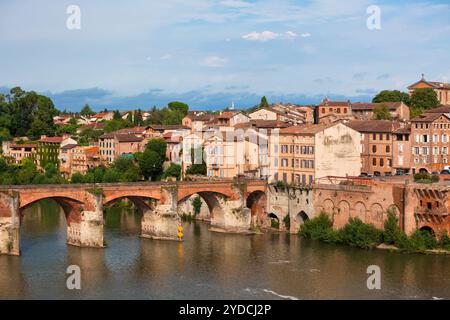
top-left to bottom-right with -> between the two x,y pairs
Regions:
421,73 -> 425,80
230,101 -> 235,110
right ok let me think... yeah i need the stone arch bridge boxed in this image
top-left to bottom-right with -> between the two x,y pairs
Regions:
0,179 -> 266,255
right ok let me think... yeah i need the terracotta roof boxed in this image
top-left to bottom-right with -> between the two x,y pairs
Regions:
408,79 -> 450,90
149,125 -> 190,131
394,125 -> 411,134
411,113 -> 450,123
215,111 -> 240,119
112,126 -> 148,135
345,120 -> 400,133
61,144 -> 78,150
10,143 -> 37,149
280,124 -> 332,135
80,122 -> 105,130
100,133 -> 143,142
352,102 -> 403,111
234,120 -> 291,129
319,99 -> 351,107
93,112 -> 112,118
39,136 -> 64,143
424,105 -> 450,113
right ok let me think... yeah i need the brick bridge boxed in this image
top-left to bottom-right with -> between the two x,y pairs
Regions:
0,179 -> 266,255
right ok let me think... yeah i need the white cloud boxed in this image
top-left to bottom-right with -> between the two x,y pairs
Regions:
220,0 -> 253,8
300,33 -> 312,38
285,31 -> 298,38
160,54 -> 172,60
202,56 -> 228,67
242,31 -> 280,42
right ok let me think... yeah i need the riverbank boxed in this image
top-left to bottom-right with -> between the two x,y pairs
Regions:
298,211 -> 450,256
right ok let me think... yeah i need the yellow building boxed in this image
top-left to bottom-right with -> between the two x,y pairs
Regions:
275,122 -> 362,185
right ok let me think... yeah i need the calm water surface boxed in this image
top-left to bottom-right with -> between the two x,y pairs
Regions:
0,201 -> 449,300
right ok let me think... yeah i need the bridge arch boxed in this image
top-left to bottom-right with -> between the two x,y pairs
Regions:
19,196 -> 85,226
246,190 -> 267,226
294,211 -> 309,233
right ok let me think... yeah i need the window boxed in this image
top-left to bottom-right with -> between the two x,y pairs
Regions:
372,145 -> 377,153
372,158 -> 377,166
386,145 -> 390,153
380,158 -> 384,167
373,134 -> 376,140
283,173 -> 287,182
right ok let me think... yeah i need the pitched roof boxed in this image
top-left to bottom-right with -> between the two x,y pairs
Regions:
61,144 -> 78,150
424,105 -> 450,113
100,133 -> 143,142
352,102 -> 403,111
345,120 -> 400,133
112,126 -> 148,135
234,120 -> 291,129
280,124 -> 332,135
149,125 -> 190,131
10,143 -> 37,149
411,112 -> 450,123
408,79 -> 450,90
319,99 -> 351,107
39,136 -> 64,143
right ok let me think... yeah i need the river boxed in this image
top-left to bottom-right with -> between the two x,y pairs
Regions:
0,200 -> 449,300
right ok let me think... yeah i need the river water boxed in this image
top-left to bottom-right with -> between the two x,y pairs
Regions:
0,200 -> 449,300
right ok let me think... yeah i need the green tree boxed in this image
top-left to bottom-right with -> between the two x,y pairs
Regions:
383,209 -> 401,245
113,110 -> 122,120
410,88 -> 440,118
372,90 -> 410,105
71,172 -> 85,183
126,112 -> 133,124
372,104 -> 392,120
138,150 -> 163,181
146,138 -> 167,160
192,196 -> 202,216
163,163 -> 181,180
80,104 -> 95,116
103,119 -> 130,133
260,96 -> 270,109
134,110 -> 144,126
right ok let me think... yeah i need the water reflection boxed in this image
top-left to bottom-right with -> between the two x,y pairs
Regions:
0,203 -> 448,300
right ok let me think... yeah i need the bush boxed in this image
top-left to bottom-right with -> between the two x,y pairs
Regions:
283,215 -> 290,229
270,218 -> 280,229
431,174 -> 440,183
275,180 -> 287,190
438,231 -> 450,250
299,211 -> 334,240
404,230 -> 437,252
337,218 -> 383,249
383,209 -> 402,245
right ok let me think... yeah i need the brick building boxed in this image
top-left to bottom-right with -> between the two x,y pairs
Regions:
410,106 -> 450,173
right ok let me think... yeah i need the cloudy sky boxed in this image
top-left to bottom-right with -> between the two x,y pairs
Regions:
0,0 -> 449,111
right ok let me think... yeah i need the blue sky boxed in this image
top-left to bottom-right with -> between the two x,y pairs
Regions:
0,0 -> 449,111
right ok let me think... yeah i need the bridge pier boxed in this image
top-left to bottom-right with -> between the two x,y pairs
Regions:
141,186 -> 181,241
210,190 -> 252,234
0,192 -> 20,255
67,192 -> 104,248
